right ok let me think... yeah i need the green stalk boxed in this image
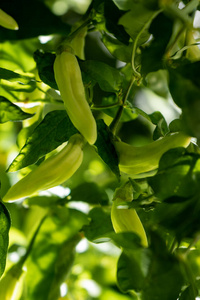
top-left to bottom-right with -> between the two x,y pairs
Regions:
109,77 -> 135,135
91,102 -> 120,110
56,18 -> 92,55
19,215 -> 47,267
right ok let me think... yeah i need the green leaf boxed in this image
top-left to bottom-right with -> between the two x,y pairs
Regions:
0,39 -> 38,74
117,231 -> 185,298
117,1 -> 158,46
168,61 -> 200,138
34,50 -> 58,90
141,13 -> 173,76
149,111 -> 169,139
117,248 -> 150,292
104,0 -> 130,45
141,231 -> 185,300
0,67 -> 34,82
80,60 -> 124,93
145,70 -> 169,99
102,33 -> 133,62
0,97 -> 33,123
83,207 -> 114,242
0,0 -> 70,41
108,231 -> 144,250
153,195 -> 200,240
7,110 -> 77,172
133,107 -> 169,139
70,182 -> 109,205
149,149 -> 200,239
149,148 -> 199,200
25,208 -> 87,300
0,67 -> 36,92
0,202 -> 11,278
95,119 -> 120,178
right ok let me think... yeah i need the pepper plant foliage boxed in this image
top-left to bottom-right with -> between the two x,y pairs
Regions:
1,0 -> 200,299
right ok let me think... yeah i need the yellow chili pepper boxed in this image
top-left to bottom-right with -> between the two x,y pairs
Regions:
114,132 -> 191,176
111,182 -> 148,247
3,134 -> 85,202
53,48 -> 97,145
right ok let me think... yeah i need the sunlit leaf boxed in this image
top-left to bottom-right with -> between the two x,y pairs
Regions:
117,1 -> 159,46
0,97 -> 33,123
0,39 -> 38,72
0,202 -> 11,278
7,110 -> 77,172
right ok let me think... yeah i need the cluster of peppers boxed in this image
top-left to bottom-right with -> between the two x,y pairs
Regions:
2,22 -> 191,246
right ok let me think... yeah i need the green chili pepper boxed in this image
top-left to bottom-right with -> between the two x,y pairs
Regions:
3,134 -> 85,202
114,132 -> 191,176
53,48 -> 97,145
111,182 -> 148,247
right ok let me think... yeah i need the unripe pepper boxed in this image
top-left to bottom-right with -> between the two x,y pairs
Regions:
53,48 -> 97,145
3,134 -> 85,203
111,182 -> 148,247
0,9 -> 18,30
114,132 -> 191,176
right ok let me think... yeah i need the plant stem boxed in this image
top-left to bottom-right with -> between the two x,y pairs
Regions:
19,215 -> 47,267
109,77 -> 135,135
56,19 -> 92,54
67,19 -> 92,43
91,101 -> 120,110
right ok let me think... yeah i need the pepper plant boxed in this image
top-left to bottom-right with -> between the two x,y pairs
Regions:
1,0 -> 200,299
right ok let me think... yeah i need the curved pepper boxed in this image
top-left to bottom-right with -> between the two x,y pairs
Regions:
3,134 -> 85,202
114,132 -> 191,176
53,49 -> 97,145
